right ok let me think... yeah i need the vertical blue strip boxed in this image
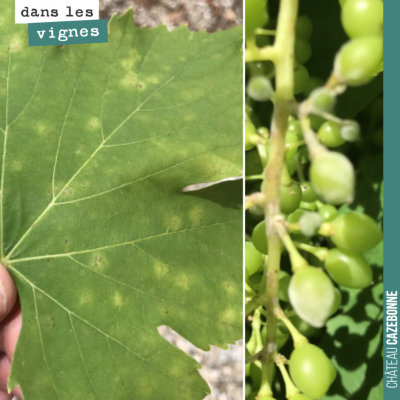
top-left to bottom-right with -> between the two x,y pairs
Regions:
384,1 -> 399,398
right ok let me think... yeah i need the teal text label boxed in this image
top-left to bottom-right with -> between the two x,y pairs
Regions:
28,19 -> 108,46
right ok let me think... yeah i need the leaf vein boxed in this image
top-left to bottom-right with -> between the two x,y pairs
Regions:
52,47 -> 90,198
7,52 -> 46,128
69,314 -> 100,399
32,287 -> 59,399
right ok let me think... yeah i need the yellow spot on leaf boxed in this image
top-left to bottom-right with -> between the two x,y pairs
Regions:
112,291 -> 123,307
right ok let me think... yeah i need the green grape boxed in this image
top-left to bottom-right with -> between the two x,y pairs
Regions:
309,88 -> 336,112
247,76 -> 273,102
246,148 -> 263,176
257,397 -> 276,400
325,248 -> 373,288
245,268 -> 250,285
248,204 -> 264,221
340,120 -> 360,142
250,363 -> 276,390
318,121 -> 345,148
342,0 -> 383,39
245,383 -> 253,398
245,354 -> 251,377
288,209 -> 307,233
246,392 -> 258,400
291,395 -> 314,400
302,77 -> 324,97
245,102 -> 253,118
295,16 -> 313,40
310,152 -> 355,204
286,158 -> 297,176
295,39 -> 312,64
252,220 -> 284,255
252,220 -> 269,254
279,270 -> 291,302
288,119 -> 303,139
335,37 -> 383,86
258,126 -> 269,137
291,232 -> 312,245
250,363 -> 262,389
310,114 -> 325,130
300,182 -> 318,202
245,241 -> 263,276
286,130 -> 299,161
245,0 -> 268,39
245,119 -> 257,151
330,287 -> 342,315
329,360 -> 338,384
288,266 -> 335,327
331,212 -> 383,253
299,201 -> 317,211
261,324 -> 289,349
289,343 -> 334,399
247,60 -> 271,77
294,64 -> 309,94
290,315 -> 319,338
299,212 -> 322,237
318,204 -> 338,222
281,182 -> 302,214
249,271 -> 263,292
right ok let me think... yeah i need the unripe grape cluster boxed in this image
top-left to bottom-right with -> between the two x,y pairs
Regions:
245,1 -> 383,399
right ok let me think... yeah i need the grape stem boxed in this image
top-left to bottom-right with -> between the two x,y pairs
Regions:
318,222 -> 335,236
245,192 -> 265,210
257,144 -> 269,167
249,134 -> 267,145
249,309 -> 264,354
245,281 -> 257,296
292,241 -> 329,261
245,174 -> 264,181
285,140 -> 305,150
245,45 -> 278,63
274,308 -> 308,348
245,352 -> 262,364
275,216 -> 308,272
254,0 -> 299,387
298,110 -> 327,161
275,355 -> 301,398
255,28 -> 277,36
281,162 -> 292,186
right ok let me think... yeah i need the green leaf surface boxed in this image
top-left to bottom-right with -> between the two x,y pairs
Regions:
0,3 -> 243,399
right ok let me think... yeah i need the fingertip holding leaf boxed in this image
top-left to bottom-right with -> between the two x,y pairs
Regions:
0,264 -> 17,319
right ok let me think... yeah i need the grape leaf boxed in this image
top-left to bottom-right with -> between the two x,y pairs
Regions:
0,3 -> 243,399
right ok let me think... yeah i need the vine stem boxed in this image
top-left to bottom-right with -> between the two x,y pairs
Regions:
258,0 -> 299,385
